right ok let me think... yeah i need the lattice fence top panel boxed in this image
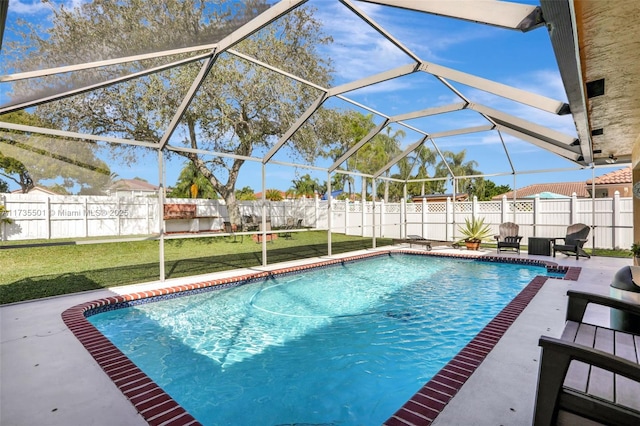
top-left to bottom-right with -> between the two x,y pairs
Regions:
455,203 -> 472,213
427,203 -> 446,213
348,203 -> 362,213
408,204 -> 422,213
513,201 -> 534,212
332,202 -> 346,212
479,202 -> 501,212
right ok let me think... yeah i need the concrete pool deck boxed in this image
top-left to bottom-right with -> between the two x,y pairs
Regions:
0,248 -> 633,426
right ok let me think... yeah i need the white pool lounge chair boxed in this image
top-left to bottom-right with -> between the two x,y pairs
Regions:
392,235 -> 460,251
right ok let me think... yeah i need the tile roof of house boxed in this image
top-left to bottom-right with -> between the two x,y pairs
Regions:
586,166 -> 632,185
11,186 -> 61,195
110,179 -> 159,191
492,182 -> 589,200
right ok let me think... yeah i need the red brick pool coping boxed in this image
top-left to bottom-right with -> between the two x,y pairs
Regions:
61,251 -> 581,426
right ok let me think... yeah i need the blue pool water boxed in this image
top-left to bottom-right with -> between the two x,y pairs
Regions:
89,255 -> 551,425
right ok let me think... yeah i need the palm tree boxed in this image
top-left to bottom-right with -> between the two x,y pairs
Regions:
168,162 -> 218,199
407,145 -> 437,196
235,186 -> 257,201
386,157 -> 414,201
334,112 -> 374,198
436,150 -> 481,195
379,127 -> 404,201
356,126 -> 404,201
290,174 -> 320,198
265,189 -> 284,201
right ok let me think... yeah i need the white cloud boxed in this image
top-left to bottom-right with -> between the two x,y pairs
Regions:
505,68 -> 568,101
313,0 -> 508,100
9,0 -> 87,16
314,2 -> 415,83
309,0 -> 577,175
8,0 -> 50,15
348,0 -> 498,64
448,76 -> 576,136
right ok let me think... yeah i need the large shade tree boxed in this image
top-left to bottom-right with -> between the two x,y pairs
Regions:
5,0 -> 337,224
0,152 -> 33,193
0,111 -> 110,194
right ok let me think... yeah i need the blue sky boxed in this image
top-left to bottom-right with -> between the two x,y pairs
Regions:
1,0 -> 623,194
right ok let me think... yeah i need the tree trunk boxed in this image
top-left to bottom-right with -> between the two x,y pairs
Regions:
224,192 -> 242,228
361,178 -> 367,201
383,171 -> 390,202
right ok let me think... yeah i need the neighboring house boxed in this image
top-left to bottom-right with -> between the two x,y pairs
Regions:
10,186 -> 62,196
492,182 -> 589,200
108,179 -> 159,197
492,166 -> 632,200
586,166 -> 632,198
412,193 -> 469,203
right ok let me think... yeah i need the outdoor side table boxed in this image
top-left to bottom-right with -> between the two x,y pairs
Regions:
528,237 -> 554,256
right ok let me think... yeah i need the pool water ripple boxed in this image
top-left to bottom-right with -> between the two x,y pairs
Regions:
89,254 -> 550,425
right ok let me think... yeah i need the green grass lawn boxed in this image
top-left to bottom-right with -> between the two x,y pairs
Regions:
1,233 -> 632,305
0,231 -> 393,305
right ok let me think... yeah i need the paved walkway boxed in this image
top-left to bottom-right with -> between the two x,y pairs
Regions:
0,248 -> 632,426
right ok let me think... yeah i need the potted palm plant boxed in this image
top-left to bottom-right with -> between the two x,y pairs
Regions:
458,217 -> 492,250
632,242 -> 640,266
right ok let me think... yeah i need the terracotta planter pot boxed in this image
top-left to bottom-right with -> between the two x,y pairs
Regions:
634,255 -> 640,266
465,241 -> 481,251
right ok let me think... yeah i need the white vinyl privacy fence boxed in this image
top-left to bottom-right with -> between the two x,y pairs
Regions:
1,192 -> 634,250
0,194 -> 318,241
325,193 -> 633,251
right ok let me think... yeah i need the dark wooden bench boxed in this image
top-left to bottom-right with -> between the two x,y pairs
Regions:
534,290 -> 640,425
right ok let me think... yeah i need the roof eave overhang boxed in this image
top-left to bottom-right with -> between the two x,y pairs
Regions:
539,0 -> 593,165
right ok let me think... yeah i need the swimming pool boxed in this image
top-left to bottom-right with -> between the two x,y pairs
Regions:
82,253 -> 566,425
